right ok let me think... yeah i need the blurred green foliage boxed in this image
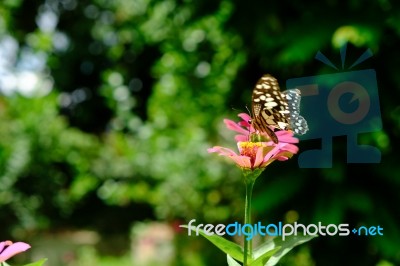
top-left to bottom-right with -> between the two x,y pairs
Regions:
1,0 -> 400,265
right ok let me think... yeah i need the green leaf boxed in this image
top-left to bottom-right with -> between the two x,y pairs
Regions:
227,254 -> 242,266
180,225 -> 244,262
249,247 -> 281,266
254,235 -> 316,266
21,258 -> 47,266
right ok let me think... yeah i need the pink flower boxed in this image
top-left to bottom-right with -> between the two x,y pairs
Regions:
208,141 -> 297,170
224,113 -> 299,144
0,240 -> 31,263
208,113 -> 299,171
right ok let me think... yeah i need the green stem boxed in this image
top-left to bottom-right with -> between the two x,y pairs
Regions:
243,178 -> 255,266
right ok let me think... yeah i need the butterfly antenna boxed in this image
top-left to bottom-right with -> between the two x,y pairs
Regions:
244,105 -> 253,140
245,105 -> 251,115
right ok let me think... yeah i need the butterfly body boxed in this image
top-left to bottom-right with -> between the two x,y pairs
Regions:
251,74 -> 308,143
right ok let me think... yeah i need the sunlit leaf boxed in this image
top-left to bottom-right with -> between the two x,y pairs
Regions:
22,258 -> 47,266
180,225 -> 244,262
254,235 -> 316,266
227,254 -> 241,266
249,247 -> 281,266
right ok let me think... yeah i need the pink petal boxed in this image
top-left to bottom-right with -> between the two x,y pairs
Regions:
276,131 -> 299,144
224,119 -> 249,135
238,120 -> 249,127
0,241 -> 10,253
230,155 -> 252,168
0,242 -> 30,262
234,135 -> 249,142
275,156 -> 289,161
238,113 -> 251,122
262,144 -> 282,162
207,146 -> 238,157
280,143 -> 299,154
253,146 -> 268,168
238,113 -> 256,132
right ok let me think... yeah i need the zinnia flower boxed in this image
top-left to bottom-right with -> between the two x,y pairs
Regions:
206,113 -> 306,265
208,113 -> 299,172
224,113 -> 299,144
0,240 -> 31,263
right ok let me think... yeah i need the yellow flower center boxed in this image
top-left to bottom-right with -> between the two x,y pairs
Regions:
239,142 -> 264,158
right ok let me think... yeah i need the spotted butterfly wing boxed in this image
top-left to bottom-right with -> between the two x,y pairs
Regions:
282,88 -> 309,135
251,74 -> 308,143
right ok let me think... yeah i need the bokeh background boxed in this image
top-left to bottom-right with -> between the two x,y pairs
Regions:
1,0 -> 399,265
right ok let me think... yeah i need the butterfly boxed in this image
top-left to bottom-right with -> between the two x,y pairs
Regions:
251,74 -> 308,143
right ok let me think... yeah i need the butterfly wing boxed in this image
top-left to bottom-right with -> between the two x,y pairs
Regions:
282,89 -> 309,135
251,75 -> 290,143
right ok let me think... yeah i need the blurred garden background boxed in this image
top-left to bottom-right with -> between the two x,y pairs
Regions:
1,0 -> 400,265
